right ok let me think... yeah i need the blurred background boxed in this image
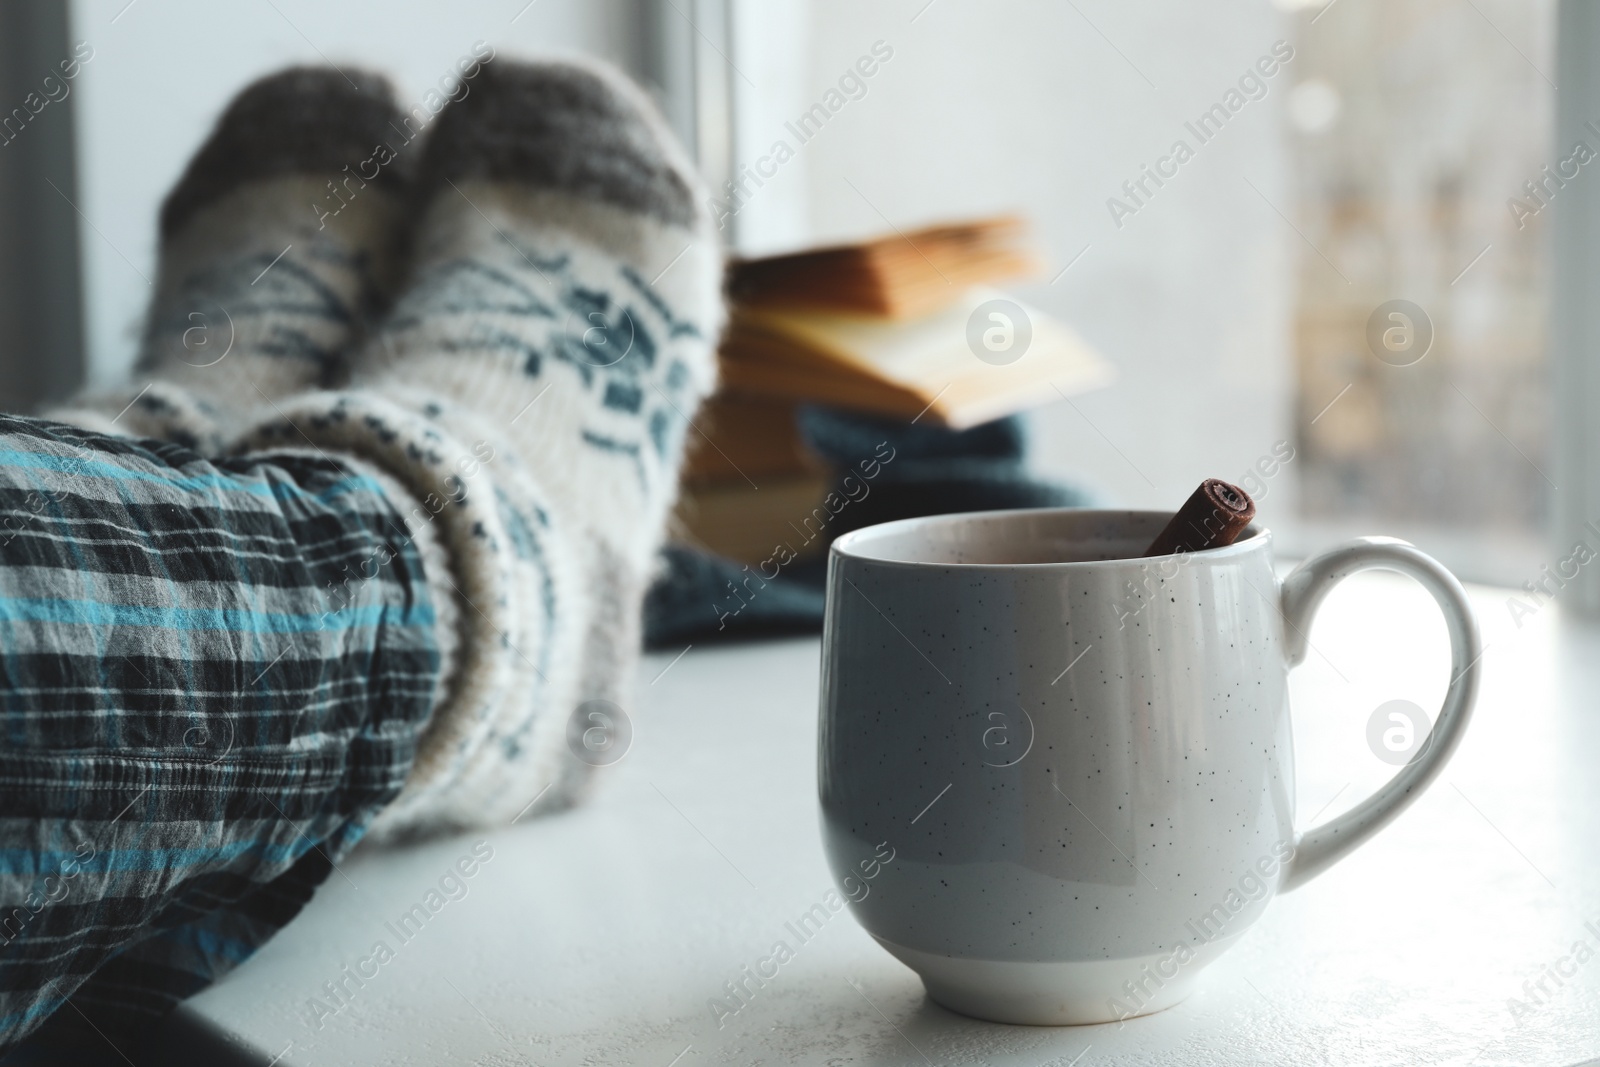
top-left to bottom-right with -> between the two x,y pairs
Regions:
0,0 -> 1564,588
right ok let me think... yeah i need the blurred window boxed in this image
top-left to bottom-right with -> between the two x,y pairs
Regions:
1285,0 -> 1552,583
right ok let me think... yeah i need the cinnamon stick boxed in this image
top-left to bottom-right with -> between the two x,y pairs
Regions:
1142,478 -> 1256,557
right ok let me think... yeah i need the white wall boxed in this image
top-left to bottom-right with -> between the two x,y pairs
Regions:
727,0 -> 811,253
68,0 -> 648,387
738,0 -> 1296,514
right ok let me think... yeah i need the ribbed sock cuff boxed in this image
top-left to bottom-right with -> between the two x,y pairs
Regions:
43,381 -> 228,455
237,390 -> 585,837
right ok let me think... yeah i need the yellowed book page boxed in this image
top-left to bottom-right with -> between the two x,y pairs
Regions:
732,287 -> 1114,404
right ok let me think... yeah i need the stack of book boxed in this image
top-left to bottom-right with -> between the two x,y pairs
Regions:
673,216 -> 1113,564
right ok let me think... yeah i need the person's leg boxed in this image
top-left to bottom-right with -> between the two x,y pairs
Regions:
2,52 -> 723,1057
49,67 -> 414,453
0,415 -> 452,1057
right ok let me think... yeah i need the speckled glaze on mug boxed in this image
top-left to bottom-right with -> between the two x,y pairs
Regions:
819,509 -> 1480,1025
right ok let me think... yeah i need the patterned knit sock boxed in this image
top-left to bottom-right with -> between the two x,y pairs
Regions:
239,57 -> 724,835
50,66 -> 414,453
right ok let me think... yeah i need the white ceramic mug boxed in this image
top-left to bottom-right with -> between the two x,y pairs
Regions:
818,508 -> 1480,1025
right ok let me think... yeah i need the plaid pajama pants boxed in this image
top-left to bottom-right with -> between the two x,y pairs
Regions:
0,414 -> 440,1060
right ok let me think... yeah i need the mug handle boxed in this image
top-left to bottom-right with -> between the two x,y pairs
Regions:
1276,537 -> 1482,892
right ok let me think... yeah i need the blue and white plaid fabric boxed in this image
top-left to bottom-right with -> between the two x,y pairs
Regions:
0,414 -> 439,1060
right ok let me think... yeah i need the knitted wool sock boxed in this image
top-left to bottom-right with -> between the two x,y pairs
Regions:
239,57 -> 723,836
50,66 -> 414,453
